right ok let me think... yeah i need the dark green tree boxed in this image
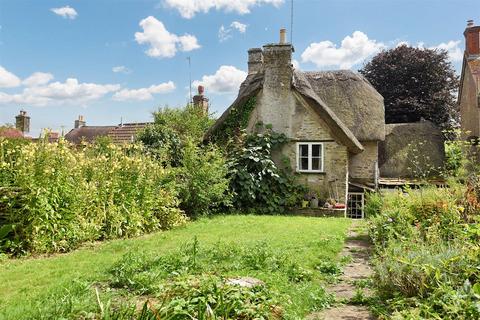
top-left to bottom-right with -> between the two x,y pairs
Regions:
359,45 -> 459,130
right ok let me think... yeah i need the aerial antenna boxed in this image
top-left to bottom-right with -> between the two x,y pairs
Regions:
290,0 -> 294,45
187,56 -> 192,105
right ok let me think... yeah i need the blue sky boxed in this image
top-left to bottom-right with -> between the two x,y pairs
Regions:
0,0 -> 478,136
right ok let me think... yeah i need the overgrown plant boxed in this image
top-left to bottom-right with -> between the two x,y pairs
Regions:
226,124 -> 306,213
0,138 -> 186,255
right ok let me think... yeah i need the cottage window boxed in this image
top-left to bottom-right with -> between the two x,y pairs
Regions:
296,142 -> 324,172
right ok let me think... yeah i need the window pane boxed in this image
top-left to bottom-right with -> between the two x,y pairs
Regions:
312,144 -> 320,157
312,157 -> 321,170
299,144 -> 308,157
301,157 -> 309,170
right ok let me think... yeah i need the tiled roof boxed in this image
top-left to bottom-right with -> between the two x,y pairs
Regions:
0,127 -> 24,138
108,123 -> 150,144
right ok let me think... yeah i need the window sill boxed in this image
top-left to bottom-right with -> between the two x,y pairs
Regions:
296,170 -> 326,174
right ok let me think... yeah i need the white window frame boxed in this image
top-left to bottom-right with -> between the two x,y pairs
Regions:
296,142 -> 324,173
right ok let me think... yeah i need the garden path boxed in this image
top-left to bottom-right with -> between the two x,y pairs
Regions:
308,221 -> 374,320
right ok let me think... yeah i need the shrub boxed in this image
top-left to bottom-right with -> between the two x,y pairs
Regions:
0,138 -> 186,255
367,184 -> 480,319
175,141 -> 231,216
226,126 -> 306,213
137,105 -> 213,166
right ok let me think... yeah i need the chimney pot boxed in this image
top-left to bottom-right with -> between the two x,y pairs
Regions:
467,19 -> 474,27
74,115 -> 86,129
280,28 -> 287,44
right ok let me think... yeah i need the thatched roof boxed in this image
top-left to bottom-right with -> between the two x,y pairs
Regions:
65,126 -> 116,144
292,71 -> 363,153
205,72 -> 264,138
379,121 -> 445,178
301,70 -> 385,142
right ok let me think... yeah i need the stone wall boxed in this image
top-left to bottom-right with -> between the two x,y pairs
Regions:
244,42 -> 356,204
278,141 -> 348,203
250,86 -> 349,204
349,141 -> 378,183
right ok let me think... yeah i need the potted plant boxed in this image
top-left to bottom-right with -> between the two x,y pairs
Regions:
301,193 -> 310,208
309,192 -> 319,208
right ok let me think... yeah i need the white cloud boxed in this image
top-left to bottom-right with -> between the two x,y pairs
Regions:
301,31 -> 385,69
218,21 -> 247,42
218,25 -> 231,42
112,66 -> 132,74
0,78 -> 120,106
231,21 -> 247,33
0,66 -> 21,88
429,40 -> 463,62
396,40 -> 463,63
178,34 -> 200,51
292,59 -> 301,70
50,6 -> 78,19
163,0 -> 283,19
22,72 -> 54,87
113,81 -> 176,101
135,16 -> 200,58
193,65 -> 247,94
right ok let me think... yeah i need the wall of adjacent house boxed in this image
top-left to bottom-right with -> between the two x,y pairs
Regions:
460,62 -> 480,138
348,141 -> 378,183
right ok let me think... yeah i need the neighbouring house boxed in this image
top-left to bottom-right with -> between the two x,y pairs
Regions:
0,127 -> 24,139
64,116 -> 150,145
207,29 -> 385,218
459,19 -> 480,139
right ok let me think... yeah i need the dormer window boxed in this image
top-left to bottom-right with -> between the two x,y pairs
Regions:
296,142 -> 324,172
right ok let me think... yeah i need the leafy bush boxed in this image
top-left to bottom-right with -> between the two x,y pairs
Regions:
175,140 -> 231,216
367,185 -> 480,319
137,105 -> 213,166
226,126 -> 306,213
0,138 -> 186,255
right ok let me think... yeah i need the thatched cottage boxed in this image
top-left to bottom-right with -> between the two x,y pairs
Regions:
208,30 -> 385,218
459,20 -> 480,139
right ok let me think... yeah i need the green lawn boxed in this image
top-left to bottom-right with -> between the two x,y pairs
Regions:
0,215 -> 351,319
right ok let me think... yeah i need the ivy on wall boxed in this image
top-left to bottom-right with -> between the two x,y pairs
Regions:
211,96 -> 257,144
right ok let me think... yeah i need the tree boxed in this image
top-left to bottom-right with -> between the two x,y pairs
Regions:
136,105 -> 213,165
359,45 -> 459,131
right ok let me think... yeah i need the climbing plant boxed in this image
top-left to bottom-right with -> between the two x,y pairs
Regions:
211,96 -> 257,144
226,124 -> 306,214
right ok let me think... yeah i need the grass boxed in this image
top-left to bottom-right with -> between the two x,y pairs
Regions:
0,215 -> 351,319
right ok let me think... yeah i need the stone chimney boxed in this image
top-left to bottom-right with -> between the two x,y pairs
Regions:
464,19 -> 480,59
262,29 -> 293,97
74,115 -> 86,129
15,110 -> 30,134
192,85 -> 209,115
248,48 -> 263,75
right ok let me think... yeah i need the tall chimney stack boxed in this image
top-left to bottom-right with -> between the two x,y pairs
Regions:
15,110 -> 30,134
74,115 -> 86,129
262,29 -> 293,99
192,85 -> 209,115
464,19 -> 480,59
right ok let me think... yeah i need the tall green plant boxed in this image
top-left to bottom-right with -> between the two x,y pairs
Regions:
226,125 -> 305,213
0,138 -> 186,255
